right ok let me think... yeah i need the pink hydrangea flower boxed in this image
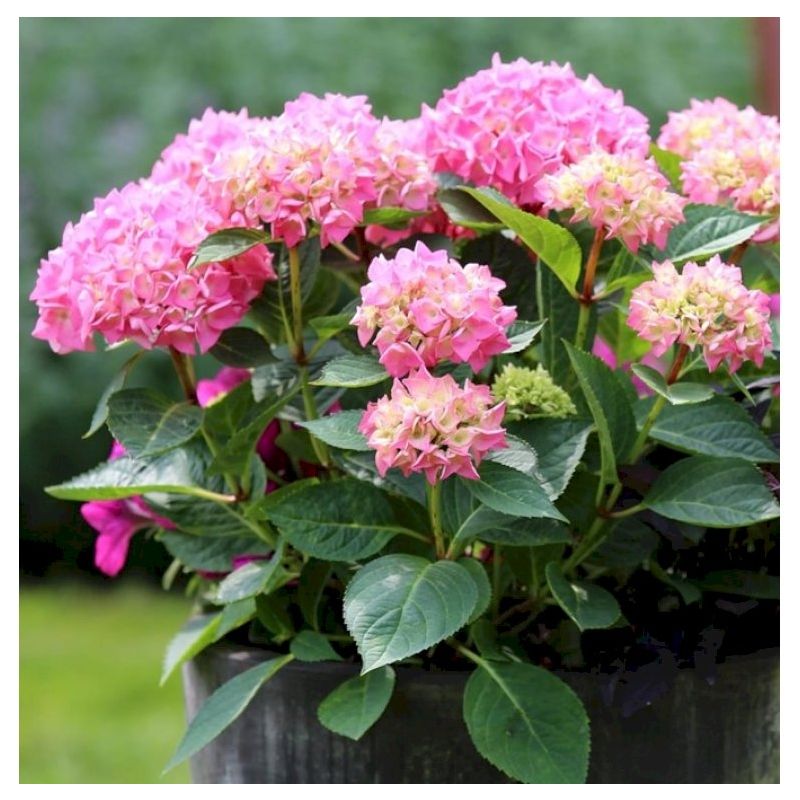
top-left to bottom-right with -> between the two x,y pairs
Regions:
627,256 -> 772,373
351,242 -> 516,376
30,179 -> 276,355
206,93 -> 436,248
359,368 -> 507,484
541,151 -> 686,252
421,54 -> 650,207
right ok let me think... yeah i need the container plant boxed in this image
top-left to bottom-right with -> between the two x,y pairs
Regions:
31,56 -> 780,784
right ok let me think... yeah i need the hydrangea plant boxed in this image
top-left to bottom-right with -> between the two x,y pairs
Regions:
32,55 -> 780,784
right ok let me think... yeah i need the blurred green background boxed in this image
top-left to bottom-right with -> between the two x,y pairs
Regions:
20,17 -> 762,783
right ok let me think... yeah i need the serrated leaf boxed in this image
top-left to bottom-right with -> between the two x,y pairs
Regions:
290,630 -> 343,662
437,188 -> 506,233
643,456 -> 779,527
463,660 -> 590,783
107,389 -> 203,458
317,667 -> 395,741
344,555 -> 478,672
164,655 -> 292,772
485,434 -> 540,476
311,354 -> 388,388
209,327 -> 277,368
84,351 -> 145,438
593,518 -> 659,569
215,543 -> 286,603
362,206 -> 426,228
503,319 -> 546,353
158,530 -> 268,573
631,364 -> 714,406
468,462 -> 567,521
458,557 -> 492,623
266,479 -> 405,560
537,263 -> 583,388
296,410 -> 369,451
545,562 -> 621,630
190,227 -> 271,267
298,560 -> 332,630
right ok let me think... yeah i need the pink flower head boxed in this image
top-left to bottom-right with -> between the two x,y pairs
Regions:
351,242 -> 517,376
31,179 -> 276,355
81,443 -> 174,577
627,256 -> 772,374
207,94 -> 436,248
358,368 -> 507,484
421,54 -> 650,207
658,99 -> 780,233
541,151 -> 686,252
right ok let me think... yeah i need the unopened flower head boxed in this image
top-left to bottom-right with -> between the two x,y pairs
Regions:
627,256 -> 772,373
358,368 -> 507,484
352,242 -> 517,376
31,179 -> 276,355
421,54 -> 650,207
492,364 -> 577,421
541,151 -> 686,252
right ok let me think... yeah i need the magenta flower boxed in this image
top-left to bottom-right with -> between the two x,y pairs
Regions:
627,256 -> 772,373
30,179 -> 276,355
351,242 -> 516,376
541,151 -> 686,252
358,368 -> 507,484
421,54 -> 650,207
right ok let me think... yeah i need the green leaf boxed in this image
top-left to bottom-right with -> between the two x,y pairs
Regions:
344,555 -> 478,672
660,204 -> 770,264
107,389 -> 203,458
190,227 -> 271,267
437,188 -> 506,233
459,557 -> 492,623
290,630 -> 344,662
485,434 -> 540,477
649,143 -> 683,189
215,543 -> 286,603
694,569 -> 779,599
468,462 -> 567,521
648,395 -> 779,462
362,206 -> 426,228
631,364 -> 714,406
164,655 -> 292,772
158,530 -> 268,573
649,562 -> 702,605
564,342 -> 637,484
255,595 -> 295,643
155,495 -> 259,539
266,479 -> 404,560
537,263 -> 583,388
311,354 -> 388,388
503,320 -> 546,353
469,619 -> 509,662
452,186 -> 582,296
298,560 -> 332,630
593,518 -> 659,569
545,562 -> 621,630
317,667 -> 396,741
463,660 -> 590,783
209,327 -> 276,368
507,419 -> 592,500
160,614 -> 221,687
84,351 -> 144,438
296,410 -> 369,451
643,456 -> 779,527
309,311 -> 354,345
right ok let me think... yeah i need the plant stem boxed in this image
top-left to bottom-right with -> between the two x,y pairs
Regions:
628,394 -> 667,464
491,545 -> 502,618
729,240 -> 749,265
427,481 -> 446,558
288,246 -> 305,363
573,226 -> 605,350
330,240 -> 360,262
169,347 -> 198,404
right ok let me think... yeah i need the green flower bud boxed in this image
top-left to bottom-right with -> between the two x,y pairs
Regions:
492,363 -> 577,421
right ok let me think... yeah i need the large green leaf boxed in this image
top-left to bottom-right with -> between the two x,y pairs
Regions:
593,518 -> 660,569
659,204 -> 769,264
289,630 -> 344,662
158,530 -> 268,573
537,263 -> 584,388
164,655 -> 293,772
503,320 -> 547,353
631,364 -> 714,406
648,395 -> 779,462
344,555 -> 478,672
84,350 -> 145,438
463,660 -> 590,783
467,463 -> 567,521
266,479 -> 405,560
643,456 -> 779,527
296,410 -> 370,451
459,557 -> 492,623
564,342 -> 637,484
106,389 -> 203,458
545,563 -> 621,630
311,354 -> 388,388
507,419 -> 592,500
209,327 -> 277,368
190,227 -> 271,267
317,667 -> 396,741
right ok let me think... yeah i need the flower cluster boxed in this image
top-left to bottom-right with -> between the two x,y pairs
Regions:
207,93 -> 436,248
421,54 -> 650,207
31,179 -> 276,355
358,368 -> 507,484
541,151 -> 686,251
491,364 -> 576,421
351,242 -> 517,376
658,98 -> 780,228
627,256 -> 772,373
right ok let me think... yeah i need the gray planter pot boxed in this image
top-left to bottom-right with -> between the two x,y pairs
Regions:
182,642 -> 779,784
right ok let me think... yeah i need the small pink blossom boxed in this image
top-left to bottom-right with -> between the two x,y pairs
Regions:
351,242 -> 516,376
359,368 -> 507,484
627,256 -> 772,374
541,151 -> 686,252
421,54 -> 650,207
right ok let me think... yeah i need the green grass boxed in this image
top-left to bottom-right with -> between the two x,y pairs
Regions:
20,583 -> 192,783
